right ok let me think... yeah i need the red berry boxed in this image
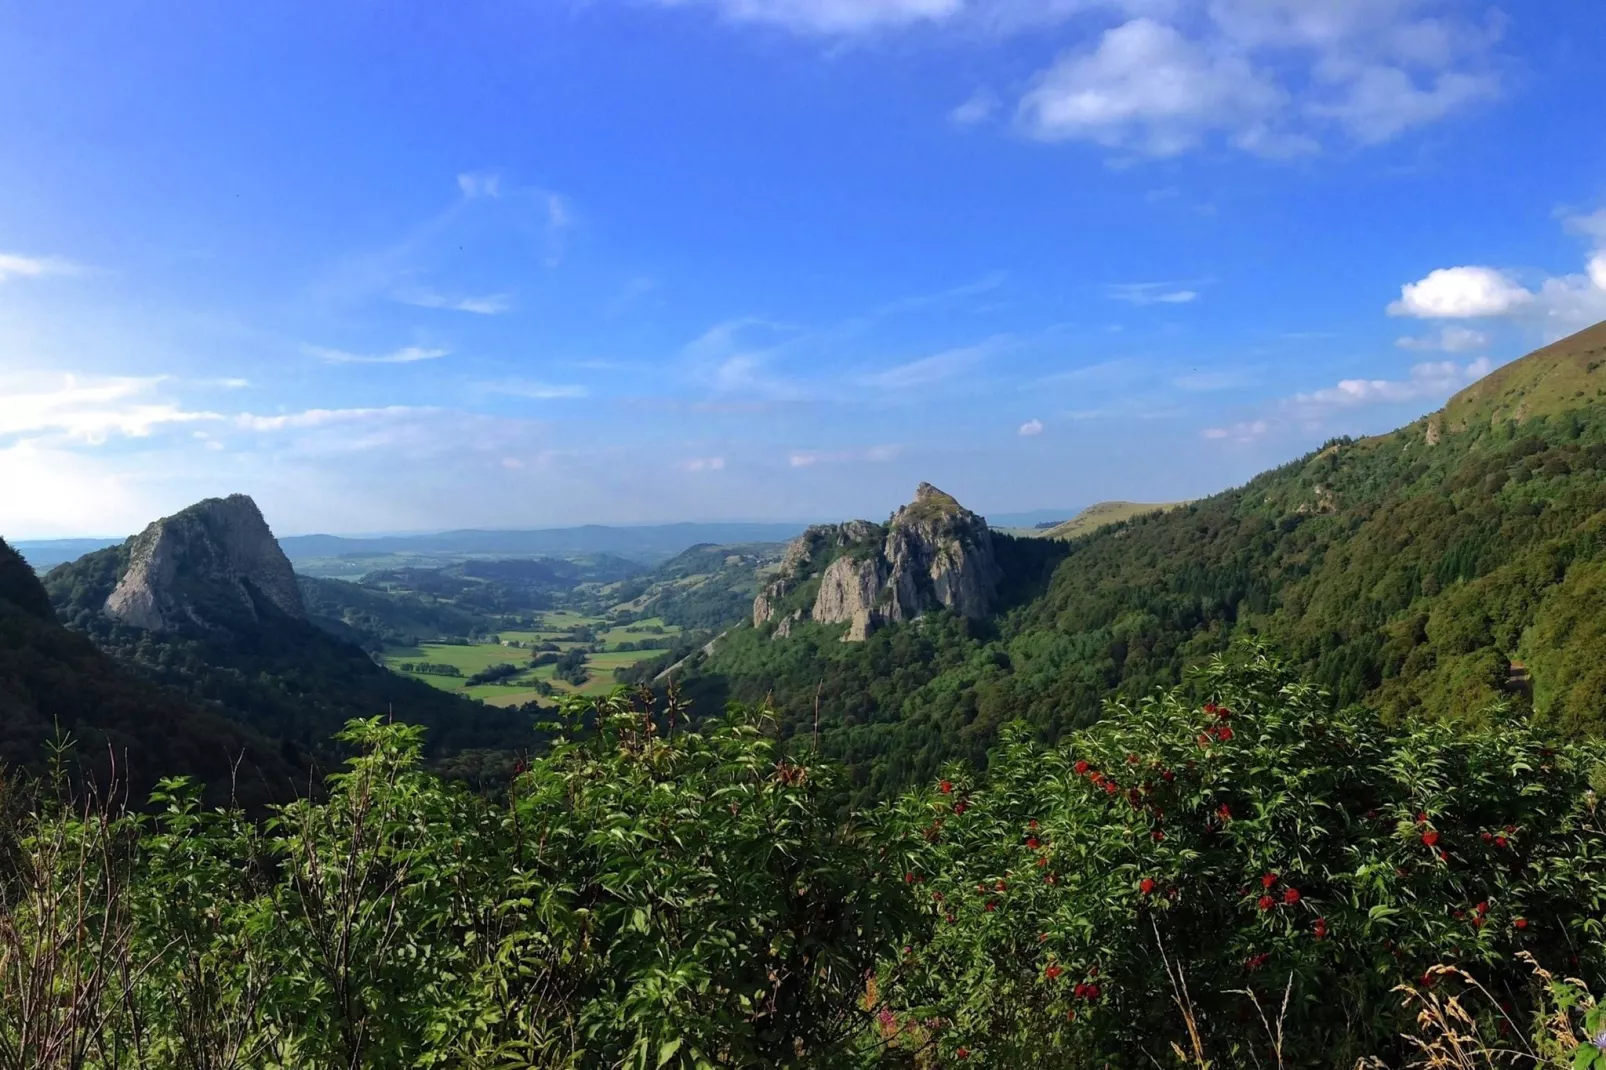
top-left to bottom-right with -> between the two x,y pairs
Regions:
1198,734 -> 1211,747
1029,819 -> 1039,830
1161,770 -> 1175,782
1074,760 -> 1090,775
1416,811 -> 1428,824
1217,726 -> 1234,742
1258,895 -> 1275,911
1494,836 -> 1507,848
1127,753 -> 1139,764
1152,830 -> 1165,842
1140,878 -> 1157,896
1282,887 -> 1300,905
1313,918 -> 1328,939
904,872 -> 914,883
1217,804 -> 1232,821
1515,918 -> 1528,930
1422,830 -> 1440,847
1104,781 -> 1118,795
1084,984 -> 1100,999
1481,831 -> 1493,843
954,801 -> 967,815
995,880 -> 1006,892
1045,964 -> 1062,981
1475,901 -> 1488,915
940,780 -> 953,794
1261,873 -> 1278,888
956,1047 -> 969,1060
984,901 -> 996,912
1037,856 -> 1049,867
1026,837 -> 1040,849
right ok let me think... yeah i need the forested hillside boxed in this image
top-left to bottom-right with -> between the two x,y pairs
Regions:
44,525 -> 531,771
681,322 -> 1606,801
0,536 -> 292,802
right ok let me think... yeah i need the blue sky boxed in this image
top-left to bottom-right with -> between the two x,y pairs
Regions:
3,0 -> 1606,538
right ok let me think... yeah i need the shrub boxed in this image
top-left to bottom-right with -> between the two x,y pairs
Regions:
873,646 -> 1606,1067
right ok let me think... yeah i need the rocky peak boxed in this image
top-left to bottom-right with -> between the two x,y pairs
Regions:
104,494 -> 306,632
752,483 -> 1000,641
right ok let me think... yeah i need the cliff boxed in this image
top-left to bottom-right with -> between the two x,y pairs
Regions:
104,494 -> 306,632
753,483 -> 1000,641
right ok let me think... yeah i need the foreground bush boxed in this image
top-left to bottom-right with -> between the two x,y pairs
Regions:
873,647 -> 1606,1067
0,695 -> 909,1069
4,652 -> 1606,1068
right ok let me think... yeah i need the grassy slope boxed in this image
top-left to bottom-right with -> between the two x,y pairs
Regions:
1040,501 -> 1188,540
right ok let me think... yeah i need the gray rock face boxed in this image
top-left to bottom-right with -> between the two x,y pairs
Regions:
105,494 -> 305,632
752,483 -> 1000,642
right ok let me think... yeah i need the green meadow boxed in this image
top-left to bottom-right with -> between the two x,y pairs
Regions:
382,613 -> 682,706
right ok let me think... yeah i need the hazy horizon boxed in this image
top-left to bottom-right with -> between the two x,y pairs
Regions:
4,1 -> 1605,539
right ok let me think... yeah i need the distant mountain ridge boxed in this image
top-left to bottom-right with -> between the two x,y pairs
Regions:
279,522 -> 810,569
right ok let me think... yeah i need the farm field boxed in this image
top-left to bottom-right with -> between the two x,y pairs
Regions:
381,612 -> 682,705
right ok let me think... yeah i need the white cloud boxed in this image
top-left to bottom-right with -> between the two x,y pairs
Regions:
397,291 -> 511,315
1307,66 -> 1497,144
0,252 -> 82,282
1395,326 -> 1489,353
1019,18 -> 1292,156
1106,281 -> 1200,305
1388,210 -> 1606,334
651,0 -> 962,34
951,89 -> 998,125
1018,418 -> 1044,436
303,344 -> 451,365
1389,266 -> 1533,319
678,456 -> 727,472
1292,357 -> 1493,411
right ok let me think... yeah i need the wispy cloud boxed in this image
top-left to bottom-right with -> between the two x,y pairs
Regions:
677,456 -> 726,472
1291,358 -> 1493,412
483,379 -> 590,400
1106,281 -> 1200,306
1396,326 -> 1490,353
0,375 -> 219,444
1018,418 -> 1044,436
395,290 -> 511,315
950,90 -> 998,126
457,172 -> 502,199
303,344 -> 450,365
858,338 -> 1005,390
788,445 -> 902,468
0,252 -> 83,283
235,406 -> 425,432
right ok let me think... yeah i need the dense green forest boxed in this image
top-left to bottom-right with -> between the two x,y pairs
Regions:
676,324 -> 1606,804
6,652 -> 1606,1068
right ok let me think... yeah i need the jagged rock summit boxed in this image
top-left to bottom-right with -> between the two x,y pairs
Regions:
105,494 -> 306,631
753,482 -> 1000,641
